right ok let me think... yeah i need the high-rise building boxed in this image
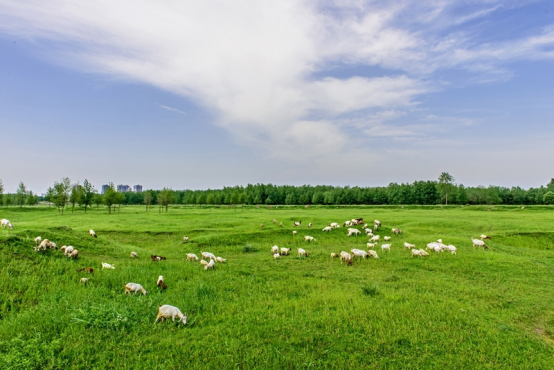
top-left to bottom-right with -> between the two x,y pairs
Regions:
101,184 -> 110,194
133,185 -> 143,192
117,184 -> 131,192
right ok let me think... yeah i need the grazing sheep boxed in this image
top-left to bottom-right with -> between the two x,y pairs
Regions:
215,257 -> 226,263
384,236 -> 391,241
350,249 -> 368,260
322,226 -> 332,232
437,239 -> 443,243
273,219 -> 277,224
472,238 -> 488,250
367,243 -> 377,249
260,223 -> 264,228
78,267 -> 94,274
373,224 -> 378,231
273,253 -> 280,260
279,222 -> 283,227
365,228 -> 373,235
480,234 -> 491,240
403,242 -> 416,250
63,246 -> 75,256
183,236 -> 189,243
34,236 -> 42,246
89,229 -> 97,238
187,253 -> 199,261
201,252 -> 216,260
446,245 -> 457,255
339,251 -> 352,264
308,223 -> 312,228
151,255 -> 166,261
426,242 -> 439,251
80,278 -> 89,284
343,221 -> 352,227
329,223 -> 340,228
280,247 -> 292,256
367,250 -> 379,259
68,249 -> 78,259
130,252 -> 138,258
200,260 -> 209,266
369,235 -> 380,243
271,245 -> 279,254
205,259 -> 215,270
331,253 -> 338,258
374,220 -> 381,227
304,236 -> 316,242
347,229 -> 362,237
102,262 -> 115,270
298,248 -> 308,257
412,249 -> 428,258
363,223 -> 368,229
381,244 -> 391,252
1,219 -> 13,229
39,239 -> 56,250
293,221 -> 301,227
125,283 -> 147,295
157,276 -> 167,289
292,230 -> 297,235
154,305 -> 187,325
392,228 -> 402,235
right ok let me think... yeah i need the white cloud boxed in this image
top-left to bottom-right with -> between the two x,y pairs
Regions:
157,104 -> 187,115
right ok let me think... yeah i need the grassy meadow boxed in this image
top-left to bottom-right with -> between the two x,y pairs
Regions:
1,204 -> 554,369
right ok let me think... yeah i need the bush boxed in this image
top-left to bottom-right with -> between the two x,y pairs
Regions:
543,192 -> 554,205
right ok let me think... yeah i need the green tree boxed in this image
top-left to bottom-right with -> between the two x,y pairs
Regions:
52,177 -> 71,214
26,191 -> 38,206
115,192 -> 125,213
4,193 -> 12,207
93,194 -> 103,209
80,179 -> 97,213
144,191 -> 153,211
158,188 -> 174,212
69,184 -> 81,213
0,179 -> 4,205
543,191 -> 554,205
206,193 -> 215,206
16,181 -> 27,207
438,172 -> 455,205
230,191 -> 239,210
103,183 -> 118,214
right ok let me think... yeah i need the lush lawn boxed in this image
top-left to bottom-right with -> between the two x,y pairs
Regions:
1,205 -> 554,369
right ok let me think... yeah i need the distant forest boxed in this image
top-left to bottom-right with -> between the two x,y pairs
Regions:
2,175 -> 554,210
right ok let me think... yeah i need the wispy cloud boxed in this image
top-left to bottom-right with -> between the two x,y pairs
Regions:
157,104 -> 187,115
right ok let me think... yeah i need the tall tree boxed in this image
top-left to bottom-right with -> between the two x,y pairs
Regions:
103,183 -> 118,214
0,179 -> 4,205
69,184 -> 81,213
26,191 -> 37,206
437,172 -> 455,205
4,193 -> 12,207
80,179 -> 97,213
93,194 -> 103,209
16,181 -> 27,207
144,191 -> 152,211
158,188 -> 174,212
52,177 -> 71,214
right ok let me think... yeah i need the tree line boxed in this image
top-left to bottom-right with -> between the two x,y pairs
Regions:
1,174 -> 554,212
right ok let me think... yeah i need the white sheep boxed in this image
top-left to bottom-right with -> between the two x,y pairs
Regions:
215,257 -> 226,263
347,229 -> 362,237
201,252 -> 216,260
205,259 -> 215,270
273,219 -> 277,224
472,238 -> 488,249
365,228 -> 373,235
308,223 -> 312,228
339,251 -> 352,264
480,234 -> 491,240
183,236 -> 189,242
89,229 -> 97,238
298,248 -> 308,257
187,253 -> 199,261
367,250 -> 379,259
271,245 -> 279,254
329,223 -> 340,228
374,220 -> 381,227
350,249 -> 368,260
1,219 -> 13,229
273,253 -> 281,260
369,235 -> 380,243
322,226 -> 332,232
292,230 -> 297,235
102,262 -> 115,270
200,260 -> 209,266
63,246 -> 75,256
304,236 -> 316,242
331,253 -> 338,258
293,221 -> 301,227
130,252 -> 138,258
383,236 -> 391,241
381,244 -> 391,252
68,249 -> 78,259
157,275 -> 164,287
367,243 -> 377,249
279,222 -> 283,227
373,224 -> 378,231
80,278 -> 89,284
412,249 -> 428,258
446,245 -> 457,255
125,283 -> 147,295
154,305 -> 187,325
403,242 -> 416,250
343,221 -> 352,227
34,236 -> 42,246
280,247 -> 291,255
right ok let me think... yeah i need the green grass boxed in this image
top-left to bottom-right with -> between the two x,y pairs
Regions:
1,205 -> 554,369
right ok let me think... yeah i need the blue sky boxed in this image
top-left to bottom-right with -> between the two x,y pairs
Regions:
0,0 -> 553,193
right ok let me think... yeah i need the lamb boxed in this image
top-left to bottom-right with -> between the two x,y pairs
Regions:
365,228 -> 373,235
102,262 -> 115,270
381,244 -> 391,252
63,246 -> 75,256
374,220 -> 381,227
322,226 -> 332,232
339,251 -> 352,264
293,221 -> 301,227
201,252 -> 216,260
480,234 -> 491,240
273,219 -> 277,224
125,283 -> 147,295
68,249 -> 78,259
78,267 -> 94,274
472,238 -> 488,250
271,245 -> 279,254
350,219 -> 359,225
367,250 -> 379,259
80,278 -> 89,284
446,245 -> 457,255
304,236 -> 316,242
369,235 -> 380,242
215,257 -> 226,263
204,259 -> 215,270
298,248 -> 308,257
186,253 -> 199,261
350,249 -> 368,260
200,260 -> 209,266
280,247 -> 291,255
392,228 -> 402,235
412,249 -> 428,258
426,242 -> 440,251
308,223 -> 312,228
157,276 -> 167,289
273,253 -> 280,260
34,236 -> 42,246
183,236 -> 189,243
383,236 -> 391,241
329,223 -> 340,228
39,239 -> 56,250
1,219 -> 13,229
347,229 -> 362,237
292,230 -> 297,235
343,221 -> 352,227
279,222 -> 283,227
89,229 -> 97,238
130,252 -> 138,258
373,224 -> 379,231
403,242 -> 416,250
154,305 -> 187,325
367,243 -> 377,249
331,253 -> 339,258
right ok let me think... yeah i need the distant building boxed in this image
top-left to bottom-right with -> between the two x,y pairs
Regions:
117,184 -> 131,192
133,185 -> 143,192
101,184 -> 110,194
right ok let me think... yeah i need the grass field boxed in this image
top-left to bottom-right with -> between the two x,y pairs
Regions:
1,205 -> 554,369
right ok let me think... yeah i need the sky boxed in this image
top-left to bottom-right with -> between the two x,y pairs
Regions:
0,0 -> 553,193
